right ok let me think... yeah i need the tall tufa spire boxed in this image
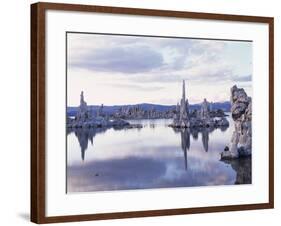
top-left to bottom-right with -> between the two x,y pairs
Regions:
179,80 -> 189,124
80,91 -> 84,105
182,80 -> 186,101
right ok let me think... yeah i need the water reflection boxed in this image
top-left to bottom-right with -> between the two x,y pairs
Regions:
181,129 -> 190,170
219,126 -> 228,132
67,127 -> 107,161
172,127 -> 212,170
173,127 -> 213,154
172,128 -> 190,170
67,118 -> 252,192
69,125 -> 227,164
222,157 -> 252,184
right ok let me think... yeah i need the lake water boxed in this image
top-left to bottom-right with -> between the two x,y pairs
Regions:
67,116 -> 251,193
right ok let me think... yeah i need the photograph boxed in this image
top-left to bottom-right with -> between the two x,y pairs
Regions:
66,32 -> 252,193
29,2 -> 274,223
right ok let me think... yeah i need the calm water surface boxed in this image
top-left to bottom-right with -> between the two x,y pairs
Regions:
67,117 -> 251,192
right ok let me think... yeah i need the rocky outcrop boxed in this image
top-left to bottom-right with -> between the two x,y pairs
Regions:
215,117 -> 229,127
67,91 -> 140,129
114,105 -> 175,119
170,81 -> 229,129
171,81 -> 189,127
75,91 -> 93,122
221,85 -> 252,160
200,98 -> 210,119
209,109 -> 227,117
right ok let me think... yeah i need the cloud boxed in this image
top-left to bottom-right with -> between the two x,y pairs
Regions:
232,74 -> 252,82
70,45 -> 164,73
68,33 -> 252,85
68,34 -> 194,74
106,83 -> 165,91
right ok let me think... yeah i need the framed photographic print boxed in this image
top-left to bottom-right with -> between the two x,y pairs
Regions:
31,2 -> 274,224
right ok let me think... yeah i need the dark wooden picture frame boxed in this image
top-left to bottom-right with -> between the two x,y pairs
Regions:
31,2 -> 274,224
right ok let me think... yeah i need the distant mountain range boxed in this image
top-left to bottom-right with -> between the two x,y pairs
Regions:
67,101 -> 231,117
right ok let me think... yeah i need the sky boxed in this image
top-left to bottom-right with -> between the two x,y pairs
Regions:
67,33 -> 252,106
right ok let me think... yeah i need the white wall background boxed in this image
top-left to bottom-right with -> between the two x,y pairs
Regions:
0,0 -> 279,225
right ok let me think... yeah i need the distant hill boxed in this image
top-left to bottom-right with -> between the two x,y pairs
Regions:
67,101 -> 231,117
189,101 -> 231,112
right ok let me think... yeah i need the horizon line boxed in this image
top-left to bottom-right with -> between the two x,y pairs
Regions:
67,100 -> 231,108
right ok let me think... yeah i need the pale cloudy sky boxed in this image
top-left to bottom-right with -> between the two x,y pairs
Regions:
67,32 -> 252,106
